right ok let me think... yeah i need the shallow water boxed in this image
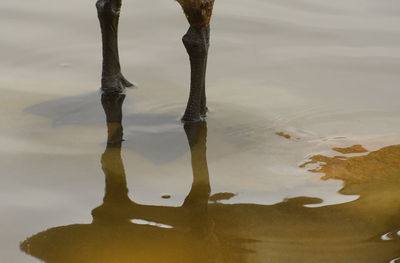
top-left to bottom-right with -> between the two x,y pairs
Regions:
1,0 -> 400,262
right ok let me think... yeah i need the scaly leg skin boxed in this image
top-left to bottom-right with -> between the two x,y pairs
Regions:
200,27 -> 210,118
96,0 -> 136,93
182,26 -> 210,123
177,0 -> 214,123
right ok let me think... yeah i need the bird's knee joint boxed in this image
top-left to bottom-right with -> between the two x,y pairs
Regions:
177,0 -> 215,31
96,0 -> 121,15
182,30 -> 209,57
96,0 -> 108,12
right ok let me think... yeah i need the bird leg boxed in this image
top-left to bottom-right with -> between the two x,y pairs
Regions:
96,0 -> 135,93
178,0 -> 214,122
200,45 -> 209,117
182,26 -> 210,122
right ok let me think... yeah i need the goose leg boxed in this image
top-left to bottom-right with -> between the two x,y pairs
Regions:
96,0 -> 135,93
200,28 -> 210,118
182,26 -> 210,122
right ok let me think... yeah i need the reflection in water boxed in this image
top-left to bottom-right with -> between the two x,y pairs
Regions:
20,95 -> 400,262
4,0 -> 400,260
20,91 -> 244,263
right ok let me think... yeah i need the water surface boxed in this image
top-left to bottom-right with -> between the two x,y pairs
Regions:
1,0 -> 400,262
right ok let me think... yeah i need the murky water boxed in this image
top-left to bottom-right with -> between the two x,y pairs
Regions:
1,0 -> 400,262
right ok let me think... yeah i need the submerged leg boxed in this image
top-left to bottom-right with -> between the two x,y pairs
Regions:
182,26 -> 210,122
96,0 -> 135,92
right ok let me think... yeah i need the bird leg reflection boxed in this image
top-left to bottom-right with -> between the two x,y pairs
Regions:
19,93 -> 400,262
183,121 -> 213,237
93,92 -> 132,223
183,121 -> 211,207
97,93 -> 214,232
99,92 -> 214,237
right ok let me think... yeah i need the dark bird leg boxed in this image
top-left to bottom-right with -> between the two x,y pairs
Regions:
96,0 -> 135,93
182,26 -> 210,122
200,28 -> 210,118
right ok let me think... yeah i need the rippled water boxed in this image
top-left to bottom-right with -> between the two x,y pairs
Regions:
1,0 -> 400,262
